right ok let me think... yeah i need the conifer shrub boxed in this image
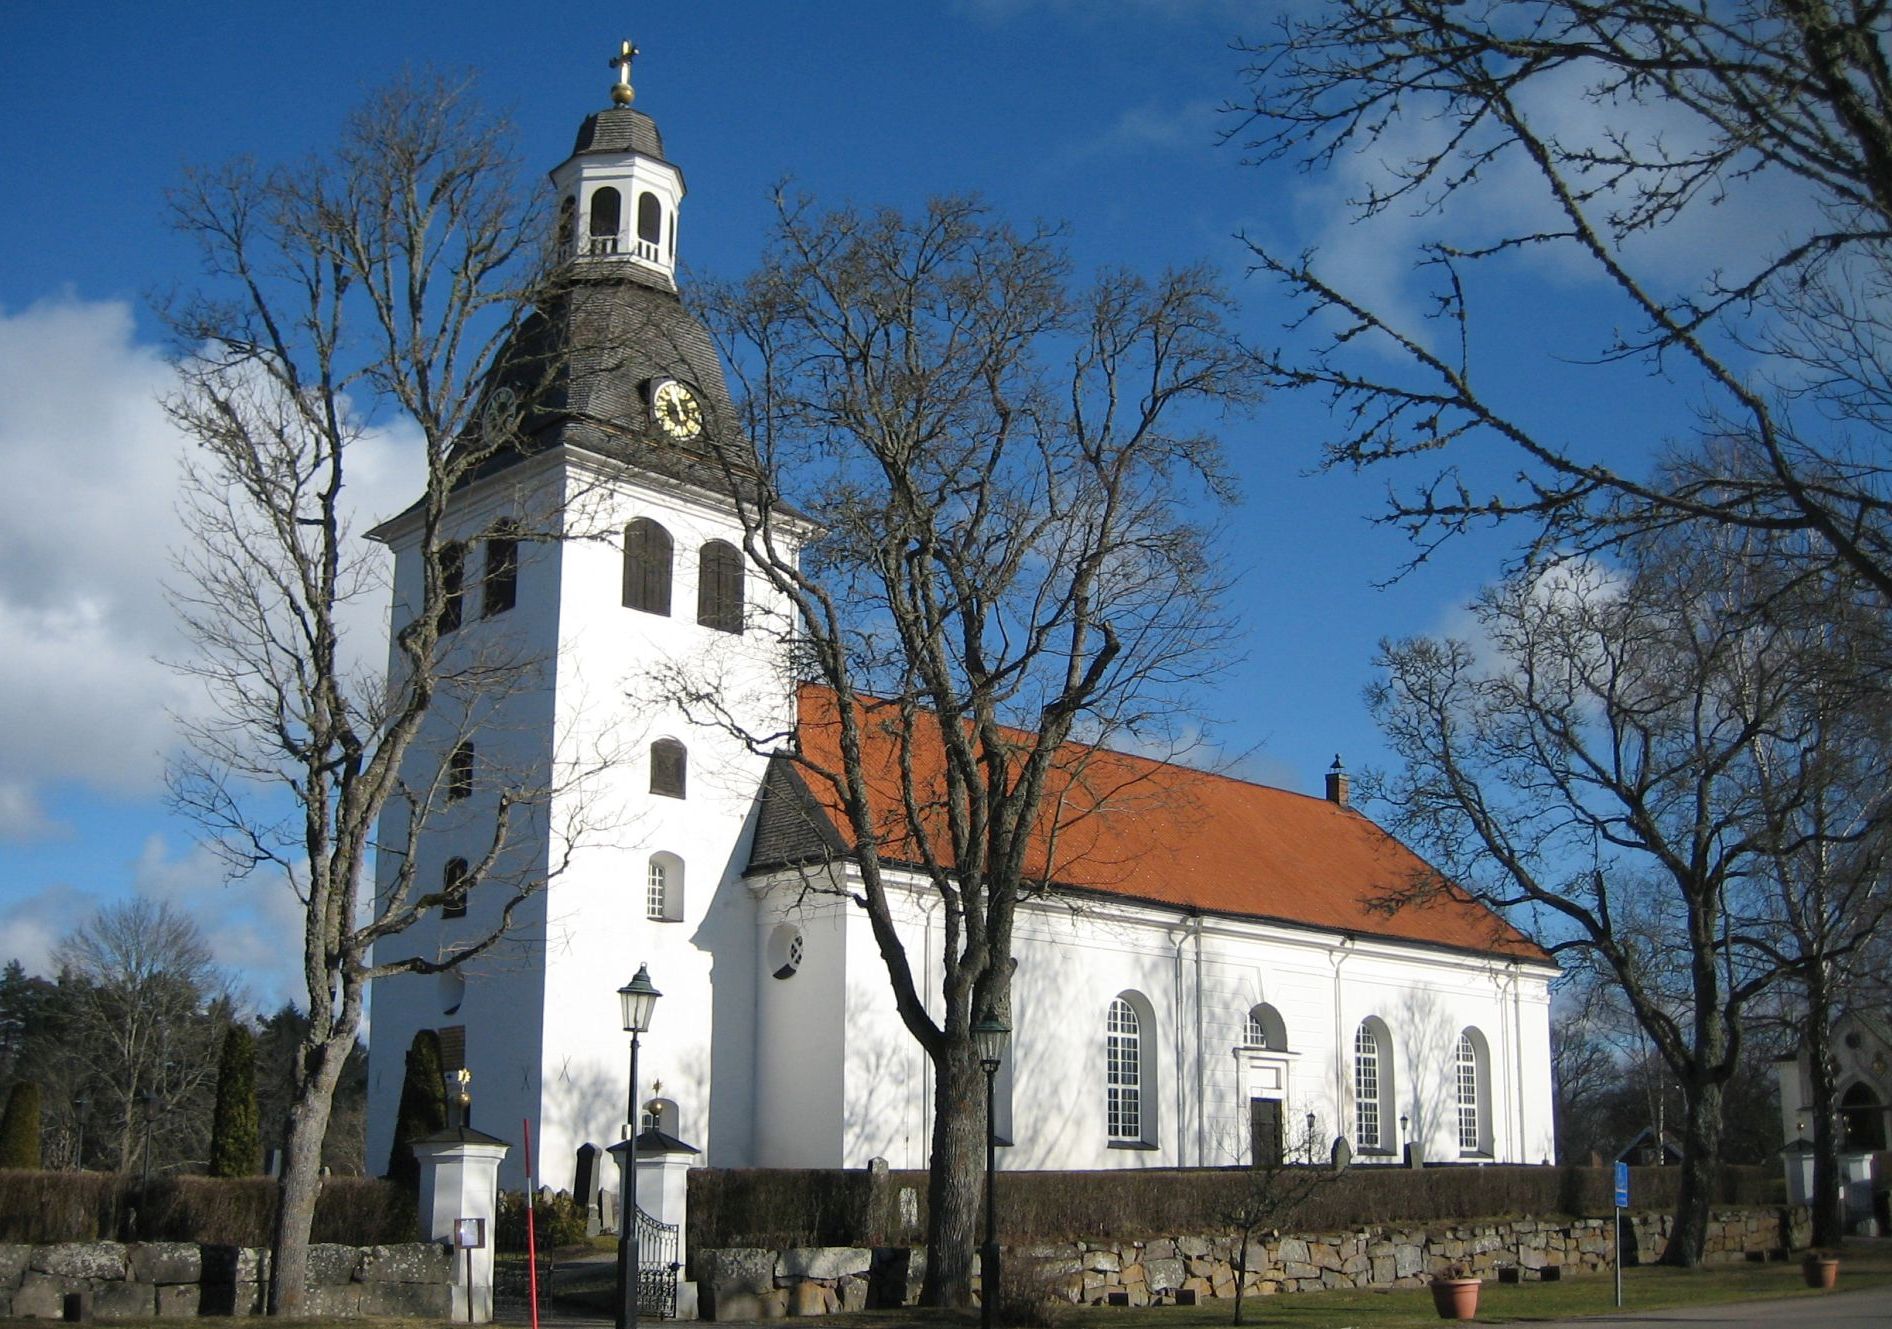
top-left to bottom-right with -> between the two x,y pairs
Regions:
208,1024 -> 263,1177
0,1081 -> 41,1169
385,1028 -> 447,1189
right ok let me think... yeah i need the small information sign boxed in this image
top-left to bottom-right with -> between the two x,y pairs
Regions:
454,1217 -> 485,1250
1613,1161 -> 1630,1208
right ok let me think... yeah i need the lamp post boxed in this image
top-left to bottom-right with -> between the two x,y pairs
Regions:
972,1009 -> 1011,1329
616,966 -> 661,1329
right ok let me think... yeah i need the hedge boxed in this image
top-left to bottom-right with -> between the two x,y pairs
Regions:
688,1163 -> 1776,1251
0,1170 -> 417,1246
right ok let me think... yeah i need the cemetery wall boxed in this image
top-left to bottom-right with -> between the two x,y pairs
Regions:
0,1240 -> 454,1320
693,1206 -> 1808,1321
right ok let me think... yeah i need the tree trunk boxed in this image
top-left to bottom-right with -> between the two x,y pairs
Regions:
1662,1078 -> 1723,1267
266,1034 -> 347,1315
1803,1012 -> 1846,1248
920,1040 -> 984,1308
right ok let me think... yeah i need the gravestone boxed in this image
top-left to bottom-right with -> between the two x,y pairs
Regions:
1330,1136 -> 1353,1169
574,1143 -> 602,1234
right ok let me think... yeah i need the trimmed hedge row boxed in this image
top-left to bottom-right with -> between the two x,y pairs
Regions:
0,1170 -> 416,1246
688,1164 -> 1776,1251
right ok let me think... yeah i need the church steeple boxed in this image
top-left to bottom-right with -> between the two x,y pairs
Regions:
549,38 -> 685,290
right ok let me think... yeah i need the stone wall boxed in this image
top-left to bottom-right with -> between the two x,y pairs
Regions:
0,1241 -> 455,1320
694,1207 -> 1807,1320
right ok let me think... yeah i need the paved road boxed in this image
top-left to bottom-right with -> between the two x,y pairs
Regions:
1522,1287 -> 1892,1328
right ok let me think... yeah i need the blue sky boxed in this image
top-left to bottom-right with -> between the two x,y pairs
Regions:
0,1 -> 1701,1011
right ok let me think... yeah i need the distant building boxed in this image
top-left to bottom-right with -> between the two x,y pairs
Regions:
364,53 -> 1558,1193
1776,1012 -> 1890,1232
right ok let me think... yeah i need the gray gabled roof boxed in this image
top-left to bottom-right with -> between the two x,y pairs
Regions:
745,756 -> 851,874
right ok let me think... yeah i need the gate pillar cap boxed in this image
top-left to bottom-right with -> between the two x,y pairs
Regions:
609,1127 -> 699,1157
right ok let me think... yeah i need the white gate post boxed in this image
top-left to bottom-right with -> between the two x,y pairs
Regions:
415,1126 -> 510,1323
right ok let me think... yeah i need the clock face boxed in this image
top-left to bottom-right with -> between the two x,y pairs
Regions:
652,379 -> 704,441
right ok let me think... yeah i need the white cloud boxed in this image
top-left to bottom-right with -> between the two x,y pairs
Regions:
131,834 -> 309,1012
0,298 -> 201,805
0,295 -> 424,844
0,882 -> 92,978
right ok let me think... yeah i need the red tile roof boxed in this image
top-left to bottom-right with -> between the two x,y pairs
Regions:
768,685 -> 1550,965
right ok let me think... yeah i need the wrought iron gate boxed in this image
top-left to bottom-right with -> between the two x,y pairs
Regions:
634,1204 -> 680,1319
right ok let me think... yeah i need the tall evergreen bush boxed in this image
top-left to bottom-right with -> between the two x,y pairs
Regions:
0,1080 -> 42,1169
384,1029 -> 446,1189
209,1023 -> 262,1176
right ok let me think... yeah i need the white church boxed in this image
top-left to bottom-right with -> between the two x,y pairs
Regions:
363,54 -> 1558,1195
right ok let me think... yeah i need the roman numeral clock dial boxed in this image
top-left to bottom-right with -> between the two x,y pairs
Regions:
651,378 -> 704,441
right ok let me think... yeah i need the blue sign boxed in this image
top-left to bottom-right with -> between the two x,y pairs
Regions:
1614,1161 -> 1630,1207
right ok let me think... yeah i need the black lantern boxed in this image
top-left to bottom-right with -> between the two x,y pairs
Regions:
616,965 -> 661,1329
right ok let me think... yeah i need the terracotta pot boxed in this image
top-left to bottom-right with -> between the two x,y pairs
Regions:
1430,1277 -> 1481,1320
1802,1256 -> 1839,1290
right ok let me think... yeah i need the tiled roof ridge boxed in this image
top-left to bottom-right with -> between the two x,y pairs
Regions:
792,680 -> 1359,811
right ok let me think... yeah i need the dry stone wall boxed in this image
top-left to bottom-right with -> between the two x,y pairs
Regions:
694,1207 -> 1806,1320
0,1241 -> 454,1320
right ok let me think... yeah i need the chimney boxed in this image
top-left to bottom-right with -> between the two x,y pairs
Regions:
1325,754 -> 1349,806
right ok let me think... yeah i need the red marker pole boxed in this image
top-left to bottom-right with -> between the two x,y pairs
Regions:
524,1118 -> 541,1329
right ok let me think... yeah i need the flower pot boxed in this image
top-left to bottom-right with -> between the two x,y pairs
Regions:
1802,1256 -> 1839,1289
1430,1277 -> 1481,1320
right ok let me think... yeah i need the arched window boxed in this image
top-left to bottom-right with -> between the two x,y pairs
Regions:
1245,1003 -> 1286,1050
558,195 -> 576,254
1456,1028 -> 1494,1155
650,738 -> 687,798
588,187 -> 621,253
447,743 -> 474,802
623,518 -> 673,616
637,192 -> 662,246
1107,998 -> 1141,1142
1354,1018 -> 1395,1152
1842,1082 -> 1888,1150
442,857 -> 469,920
482,523 -> 519,618
698,540 -> 744,634
436,541 -> 465,634
1106,991 -> 1157,1147
646,852 -> 684,923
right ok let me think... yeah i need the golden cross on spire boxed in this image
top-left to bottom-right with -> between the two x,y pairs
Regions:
609,38 -> 639,106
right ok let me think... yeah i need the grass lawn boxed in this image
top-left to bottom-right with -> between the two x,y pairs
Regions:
731,1246 -> 1892,1329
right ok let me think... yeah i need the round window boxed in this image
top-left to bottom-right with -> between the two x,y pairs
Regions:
767,924 -> 804,980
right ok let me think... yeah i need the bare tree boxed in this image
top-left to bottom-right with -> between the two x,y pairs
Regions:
1231,1 -> 1892,598
51,899 -> 229,1175
1366,530 -> 1885,1263
1735,583 -> 1892,1245
161,76 -> 593,1313
684,195 -> 1253,1305
1220,1117 -> 1342,1325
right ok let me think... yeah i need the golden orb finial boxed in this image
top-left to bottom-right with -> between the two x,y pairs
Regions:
609,39 -> 639,106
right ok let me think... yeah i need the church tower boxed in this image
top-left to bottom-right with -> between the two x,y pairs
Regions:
365,45 -> 798,1190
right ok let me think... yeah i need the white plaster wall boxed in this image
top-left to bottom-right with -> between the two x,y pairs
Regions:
765,868 -> 1559,1176
367,469 -> 565,1187
754,882 -> 851,1165
370,454 -> 800,1189
533,460 -> 795,1183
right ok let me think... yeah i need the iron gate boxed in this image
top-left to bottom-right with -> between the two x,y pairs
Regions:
634,1204 -> 680,1319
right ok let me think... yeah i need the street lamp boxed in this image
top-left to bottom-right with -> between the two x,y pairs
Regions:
616,966 -> 661,1329
972,1008 -> 1011,1329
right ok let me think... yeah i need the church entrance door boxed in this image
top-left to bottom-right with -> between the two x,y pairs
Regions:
1250,1097 -> 1283,1167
